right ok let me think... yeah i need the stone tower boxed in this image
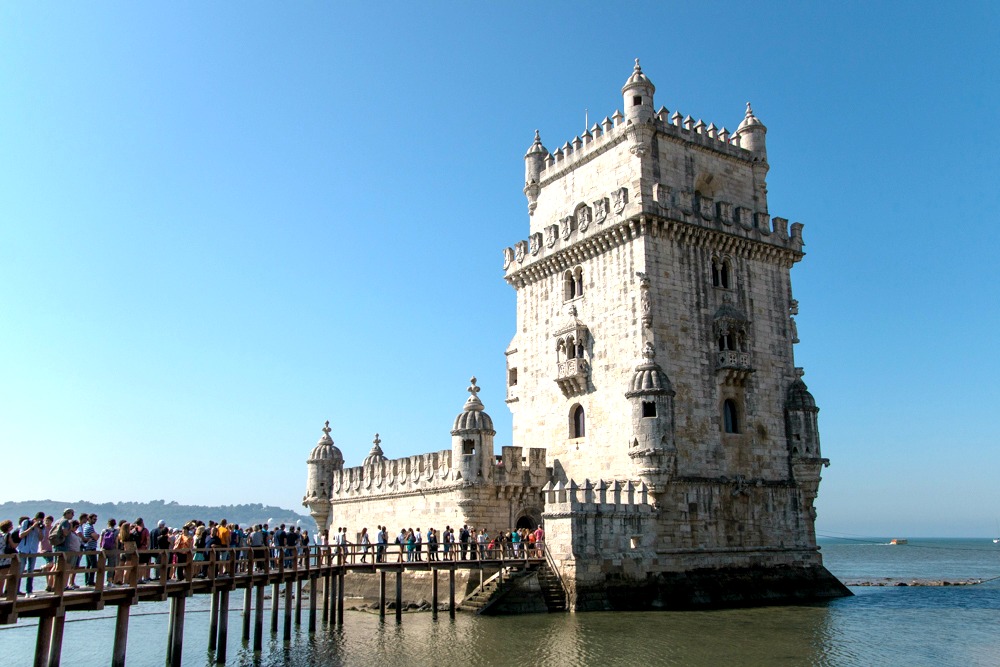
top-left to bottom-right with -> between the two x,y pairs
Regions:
503,60 -> 847,608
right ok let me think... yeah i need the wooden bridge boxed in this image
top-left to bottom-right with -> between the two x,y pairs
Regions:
0,543 -> 565,666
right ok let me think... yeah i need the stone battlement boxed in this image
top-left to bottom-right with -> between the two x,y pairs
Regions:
538,105 -> 753,186
328,445 -> 547,501
541,478 -> 655,515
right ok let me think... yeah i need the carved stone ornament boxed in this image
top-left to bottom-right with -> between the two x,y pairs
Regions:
576,204 -> 593,233
612,187 -> 629,215
545,224 -> 558,248
637,271 -> 652,328
502,246 -> 514,270
530,232 -> 542,256
593,197 -> 609,224
560,216 -> 574,240
514,240 -> 527,262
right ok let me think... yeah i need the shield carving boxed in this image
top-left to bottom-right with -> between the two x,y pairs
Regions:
576,205 -> 592,232
560,216 -> 574,240
612,187 -> 629,214
545,224 -> 558,248
593,197 -> 609,224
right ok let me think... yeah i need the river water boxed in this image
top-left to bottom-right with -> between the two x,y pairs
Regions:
4,538 -> 999,666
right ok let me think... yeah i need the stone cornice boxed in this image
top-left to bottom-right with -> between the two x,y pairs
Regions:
505,214 -> 802,289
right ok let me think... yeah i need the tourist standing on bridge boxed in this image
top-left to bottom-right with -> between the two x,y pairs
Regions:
414,528 -> 423,561
375,525 -> 386,563
16,512 -> 43,596
101,519 -> 119,586
0,519 -> 17,598
459,525 -> 470,560
81,514 -> 98,586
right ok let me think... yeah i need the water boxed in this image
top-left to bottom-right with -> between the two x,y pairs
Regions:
4,539 -> 1000,666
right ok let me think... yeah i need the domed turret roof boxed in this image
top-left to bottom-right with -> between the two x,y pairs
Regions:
786,378 -> 817,411
309,421 -> 344,467
525,129 -> 547,158
622,58 -> 655,94
626,342 -> 674,397
736,102 -> 766,133
363,433 -> 387,467
451,377 -> 496,435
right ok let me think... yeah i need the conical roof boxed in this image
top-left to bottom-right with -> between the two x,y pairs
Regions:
451,377 -> 495,435
309,421 -> 344,467
626,342 -> 673,397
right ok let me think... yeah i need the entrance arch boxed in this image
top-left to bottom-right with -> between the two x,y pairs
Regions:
515,515 -> 536,530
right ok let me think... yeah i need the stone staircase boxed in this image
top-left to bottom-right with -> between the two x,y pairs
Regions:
535,561 -> 567,612
458,562 -> 567,615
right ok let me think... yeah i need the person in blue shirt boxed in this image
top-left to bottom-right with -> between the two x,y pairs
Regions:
17,512 -> 44,596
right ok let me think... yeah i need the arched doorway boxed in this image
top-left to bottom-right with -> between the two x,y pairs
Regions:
515,515 -> 536,531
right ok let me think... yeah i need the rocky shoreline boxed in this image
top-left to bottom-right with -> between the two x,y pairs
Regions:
845,578 -> 983,587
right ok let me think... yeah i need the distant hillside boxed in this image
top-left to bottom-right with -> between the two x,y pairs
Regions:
0,500 -> 315,532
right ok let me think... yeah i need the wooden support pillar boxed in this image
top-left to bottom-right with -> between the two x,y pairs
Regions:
449,568 -> 456,619
33,615 -> 53,667
208,590 -> 220,652
242,586 -> 252,642
337,569 -> 345,626
308,576 -> 317,633
283,582 -> 293,642
169,596 -> 186,667
112,605 -> 130,667
48,614 -> 66,667
253,584 -> 264,653
432,568 -> 439,620
216,589 -> 229,664
378,570 -> 386,621
295,579 -> 303,626
323,572 -> 332,624
329,572 -> 338,626
166,598 -> 176,665
395,569 -> 402,624
47,614 -> 65,667
270,582 -> 280,633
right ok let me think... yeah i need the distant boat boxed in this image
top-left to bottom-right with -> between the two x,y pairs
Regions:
890,538 -> 908,545
993,538 -> 999,544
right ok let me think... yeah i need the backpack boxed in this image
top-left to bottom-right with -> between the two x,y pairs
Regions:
101,529 -> 117,550
49,522 -> 66,546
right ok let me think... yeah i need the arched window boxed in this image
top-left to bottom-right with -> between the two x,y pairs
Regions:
572,405 -> 586,438
564,267 -> 584,300
723,400 -> 739,434
712,256 -> 732,289
564,271 -> 576,300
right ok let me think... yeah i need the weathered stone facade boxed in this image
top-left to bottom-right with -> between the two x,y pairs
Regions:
305,61 -> 848,610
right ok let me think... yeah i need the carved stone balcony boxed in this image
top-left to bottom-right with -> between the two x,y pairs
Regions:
717,351 -> 752,370
555,358 -> 589,396
716,351 -> 753,386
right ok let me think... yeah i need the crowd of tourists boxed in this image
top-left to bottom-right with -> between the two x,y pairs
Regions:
324,524 -> 545,564
2,508 -> 547,598
0,507 -> 311,597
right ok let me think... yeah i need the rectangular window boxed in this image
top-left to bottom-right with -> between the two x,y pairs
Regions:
642,401 -> 656,418
508,368 -> 518,386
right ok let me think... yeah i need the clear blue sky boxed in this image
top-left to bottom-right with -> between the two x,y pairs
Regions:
2,3 -> 997,537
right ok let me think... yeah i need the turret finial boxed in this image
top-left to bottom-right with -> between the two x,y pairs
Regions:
468,376 -> 480,397
373,433 -> 381,447
643,341 -> 656,360
745,102 -> 754,118
322,420 -> 331,436
634,57 -> 641,71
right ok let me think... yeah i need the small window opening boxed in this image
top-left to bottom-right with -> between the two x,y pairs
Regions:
642,401 -> 657,418
723,400 -> 740,434
572,405 -> 586,438
462,439 -> 475,456
508,368 -> 518,386
633,96 -> 642,107
566,336 -> 576,359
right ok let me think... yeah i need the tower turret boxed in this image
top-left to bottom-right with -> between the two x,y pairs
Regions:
621,58 -> 655,125
734,102 -> 767,160
450,377 -> 496,483
626,343 -> 677,499
303,420 -> 343,536
523,130 -> 547,216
